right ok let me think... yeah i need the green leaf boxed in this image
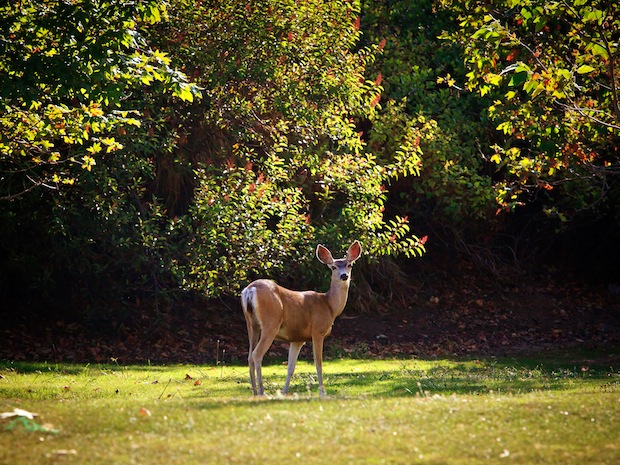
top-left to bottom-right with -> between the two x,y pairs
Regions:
515,63 -> 531,73
485,73 -> 502,86
583,8 -> 603,23
576,65 -> 595,74
590,44 -> 608,59
523,79 -> 538,94
509,72 -> 528,87
534,16 -> 547,33
520,8 -> 532,20
496,121 -> 513,134
556,69 -> 571,81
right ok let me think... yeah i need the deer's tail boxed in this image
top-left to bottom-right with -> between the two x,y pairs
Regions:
241,285 -> 256,314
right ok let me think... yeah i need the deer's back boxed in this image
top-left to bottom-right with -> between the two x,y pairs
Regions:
244,279 -> 333,342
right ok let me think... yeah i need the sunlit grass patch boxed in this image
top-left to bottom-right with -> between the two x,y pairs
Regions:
1,356 -> 618,464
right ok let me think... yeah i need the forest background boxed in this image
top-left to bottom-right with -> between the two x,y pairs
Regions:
1,0 -> 619,362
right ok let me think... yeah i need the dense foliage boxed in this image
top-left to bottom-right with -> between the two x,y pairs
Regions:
361,0 -> 498,233
153,0 -> 426,296
1,0 -> 618,316
359,0 -> 619,276
0,0 -> 425,309
439,0 -> 620,220
0,0 -> 199,306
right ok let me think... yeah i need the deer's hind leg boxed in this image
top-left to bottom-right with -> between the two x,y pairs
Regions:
250,323 -> 280,396
244,314 -> 261,395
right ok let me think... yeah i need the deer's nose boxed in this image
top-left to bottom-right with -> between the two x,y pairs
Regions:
340,273 -> 348,281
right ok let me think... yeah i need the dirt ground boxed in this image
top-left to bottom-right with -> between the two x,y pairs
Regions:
2,257 -> 619,365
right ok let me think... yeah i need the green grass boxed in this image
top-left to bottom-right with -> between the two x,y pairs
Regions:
1,355 -> 619,464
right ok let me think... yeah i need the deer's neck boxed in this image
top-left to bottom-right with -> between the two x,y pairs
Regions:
325,280 -> 351,317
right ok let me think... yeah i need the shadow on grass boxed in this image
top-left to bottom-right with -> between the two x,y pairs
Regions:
2,350 -> 617,406
197,354 -> 619,407
0,360 -> 194,375
324,364 -> 611,398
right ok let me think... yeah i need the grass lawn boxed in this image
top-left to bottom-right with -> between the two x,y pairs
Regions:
1,353 -> 619,464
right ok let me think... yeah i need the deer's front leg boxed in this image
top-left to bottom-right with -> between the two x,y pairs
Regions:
283,341 -> 305,394
312,335 -> 326,398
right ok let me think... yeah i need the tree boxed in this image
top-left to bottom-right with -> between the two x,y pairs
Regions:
154,0 -> 426,296
358,0 -> 501,247
440,0 -> 620,219
0,0 -> 199,304
0,0 -> 199,199
0,0 -> 426,308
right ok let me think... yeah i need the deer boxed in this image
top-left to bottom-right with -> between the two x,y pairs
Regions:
241,240 -> 362,397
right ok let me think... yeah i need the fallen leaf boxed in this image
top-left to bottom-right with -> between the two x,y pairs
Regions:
50,450 -> 77,457
185,374 -> 193,380
138,407 -> 151,417
194,379 -> 202,386
0,408 -> 38,420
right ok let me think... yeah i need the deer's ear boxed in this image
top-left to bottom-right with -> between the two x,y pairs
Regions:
316,244 -> 334,265
347,240 -> 362,262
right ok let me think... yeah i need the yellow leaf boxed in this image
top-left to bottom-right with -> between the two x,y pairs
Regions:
81,155 -> 96,171
87,142 -> 102,154
89,105 -> 104,117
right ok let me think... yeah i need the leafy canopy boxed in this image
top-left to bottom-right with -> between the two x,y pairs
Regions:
0,0 -> 200,199
440,0 -> 620,217
0,0 -> 426,304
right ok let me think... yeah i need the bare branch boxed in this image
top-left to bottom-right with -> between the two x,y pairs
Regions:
0,174 -> 58,201
554,100 -> 620,130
